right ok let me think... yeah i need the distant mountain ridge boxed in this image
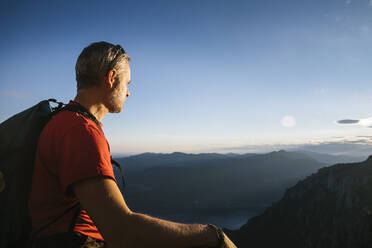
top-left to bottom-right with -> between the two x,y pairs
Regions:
115,150 -> 364,172
292,150 -> 366,165
116,151 -> 257,171
228,155 -> 372,247
117,150 -> 328,216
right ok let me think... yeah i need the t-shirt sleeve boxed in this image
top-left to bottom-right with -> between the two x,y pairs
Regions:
56,124 -> 116,196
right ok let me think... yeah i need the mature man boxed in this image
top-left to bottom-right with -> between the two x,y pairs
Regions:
29,41 -> 236,248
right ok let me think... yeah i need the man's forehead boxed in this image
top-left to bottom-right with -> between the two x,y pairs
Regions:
127,63 -> 131,78
122,61 -> 130,72
121,62 -> 131,81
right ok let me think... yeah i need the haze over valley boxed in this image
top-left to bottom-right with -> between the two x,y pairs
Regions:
114,150 -> 366,230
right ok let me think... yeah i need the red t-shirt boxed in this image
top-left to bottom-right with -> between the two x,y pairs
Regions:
29,102 -> 116,241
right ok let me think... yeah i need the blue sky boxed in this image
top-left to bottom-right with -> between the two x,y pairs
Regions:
1,0 -> 372,156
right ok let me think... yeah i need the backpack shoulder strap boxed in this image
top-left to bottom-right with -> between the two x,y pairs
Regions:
111,158 -> 126,189
53,103 -> 102,131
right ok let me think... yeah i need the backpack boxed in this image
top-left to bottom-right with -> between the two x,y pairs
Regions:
0,99 -> 125,248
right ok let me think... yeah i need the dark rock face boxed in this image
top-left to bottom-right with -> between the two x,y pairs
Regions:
228,156 -> 372,248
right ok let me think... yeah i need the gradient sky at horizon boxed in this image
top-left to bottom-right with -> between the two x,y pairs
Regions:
1,0 -> 372,155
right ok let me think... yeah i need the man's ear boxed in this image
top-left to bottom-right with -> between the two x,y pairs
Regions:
105,69 -> 118,88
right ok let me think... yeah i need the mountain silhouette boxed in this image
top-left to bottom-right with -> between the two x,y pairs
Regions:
227,156 -> 372,247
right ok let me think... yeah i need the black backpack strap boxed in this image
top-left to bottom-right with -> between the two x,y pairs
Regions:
111,158 -> 126,189
53,103 -> 102,131
55,103 -> 125,187
47,98 -> 64,111
55,102 -> 126,189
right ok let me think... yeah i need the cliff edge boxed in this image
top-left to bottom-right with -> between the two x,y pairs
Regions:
228,156 -> 372,248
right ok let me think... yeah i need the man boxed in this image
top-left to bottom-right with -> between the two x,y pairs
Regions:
29,41 -> 237,248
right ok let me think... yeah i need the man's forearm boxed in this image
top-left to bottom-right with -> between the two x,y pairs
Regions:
109,211 -> 218,248
73,178 -> 220,248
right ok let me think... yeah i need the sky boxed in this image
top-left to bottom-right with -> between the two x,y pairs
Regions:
1,0 -> 372,156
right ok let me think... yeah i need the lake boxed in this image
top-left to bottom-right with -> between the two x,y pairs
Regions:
154,209 -> 259,230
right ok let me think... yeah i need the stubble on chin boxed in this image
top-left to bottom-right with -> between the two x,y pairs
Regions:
107,88 -> 124,113
108,105 -> 122,113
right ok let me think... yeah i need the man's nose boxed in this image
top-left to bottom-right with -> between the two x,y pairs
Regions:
126,89 -> 130,97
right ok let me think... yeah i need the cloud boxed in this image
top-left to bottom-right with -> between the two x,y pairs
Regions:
336,117 -> 372,128
214,136 -> 372,157
369,0 -> 372,6
359,118 -> 372,127
356,135 -> 372,138
0,90 -> 25,99
346,0 -> 352,4
337,119 -> 359,124
297,138 -> 372,157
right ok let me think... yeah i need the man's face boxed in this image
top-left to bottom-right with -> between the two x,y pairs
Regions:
107,62 -> 131,113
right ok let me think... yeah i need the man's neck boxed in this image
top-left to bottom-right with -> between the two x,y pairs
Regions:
74,90 -> 109,122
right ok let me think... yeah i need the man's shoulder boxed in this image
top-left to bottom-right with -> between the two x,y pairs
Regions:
54,110 -> 99,128
44,110 -> 103,138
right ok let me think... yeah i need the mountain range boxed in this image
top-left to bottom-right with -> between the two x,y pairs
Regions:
114,150 -> 358,216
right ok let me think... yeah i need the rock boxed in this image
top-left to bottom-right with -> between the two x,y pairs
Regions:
228,156 -> 372,248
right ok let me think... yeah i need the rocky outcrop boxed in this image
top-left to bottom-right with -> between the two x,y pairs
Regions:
228,156 -> 372,248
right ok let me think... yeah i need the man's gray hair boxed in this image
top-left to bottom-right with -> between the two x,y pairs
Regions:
75,41 -> 130,90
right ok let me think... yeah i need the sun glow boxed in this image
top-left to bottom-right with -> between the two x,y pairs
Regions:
359,118 -> 372,127
281,115 -> 296,128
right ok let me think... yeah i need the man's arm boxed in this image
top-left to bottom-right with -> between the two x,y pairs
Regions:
72,177 -> 222,248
